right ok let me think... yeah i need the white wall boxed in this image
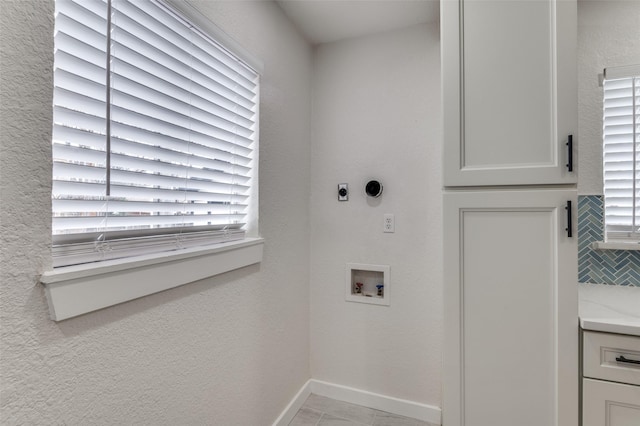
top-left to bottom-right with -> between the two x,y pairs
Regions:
0,1 -> 312,424
309,23 -> 443,406
577,0 -> 640,195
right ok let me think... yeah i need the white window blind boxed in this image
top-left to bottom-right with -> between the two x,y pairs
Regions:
52,0 -> 259,267
602,65 -> 640,241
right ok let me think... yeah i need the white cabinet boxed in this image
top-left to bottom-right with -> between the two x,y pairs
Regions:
583,379 -> 640,426
442,0 -> 577,187
583,331 -> 640,386
582,331 -> 640,426
443,189 -> 578,426
442,1 -> 579,424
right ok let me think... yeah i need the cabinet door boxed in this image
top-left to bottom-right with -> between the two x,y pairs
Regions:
443,189 -> 578,426
442,0 -> 577,186
583,378 -> 640,426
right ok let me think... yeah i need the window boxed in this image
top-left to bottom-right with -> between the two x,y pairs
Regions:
602,65 -> 640,242
52,0 -> 259,267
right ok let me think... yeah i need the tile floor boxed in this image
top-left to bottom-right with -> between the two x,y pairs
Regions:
288,394 -> 438,426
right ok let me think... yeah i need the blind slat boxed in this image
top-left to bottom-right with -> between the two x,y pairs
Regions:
114,1 -> 257,91
110,105 -> 254,153
111,44 -> 256,120
118,1 -> 255,91
54,180 -> 249,203
110,138 -> 251,175
52,0 -> 258,266
111,27 -> 257,109
53,198 -> 247,214
111,88 -> 254,145
110,123 -> 252,166
603,74 -> 639,240
111,58 -> 255,130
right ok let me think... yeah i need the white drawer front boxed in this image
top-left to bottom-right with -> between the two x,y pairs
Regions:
583,378 -> 640,426
584,331 -> 640,386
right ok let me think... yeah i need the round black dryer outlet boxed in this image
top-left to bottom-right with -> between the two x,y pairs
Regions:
365,180 -> 383,198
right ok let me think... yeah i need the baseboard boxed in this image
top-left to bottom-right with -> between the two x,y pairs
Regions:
273,379 -> 442,426
272,379 -> 313,426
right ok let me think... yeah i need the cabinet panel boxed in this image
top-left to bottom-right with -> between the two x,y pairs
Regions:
442,0 -> 577,186
584,331 -> 640,386
464,0 -> 552,169
583,378 -> 640,426
443,190 -> 578,426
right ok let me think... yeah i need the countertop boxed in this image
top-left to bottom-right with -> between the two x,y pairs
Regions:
579,283 -> 640,336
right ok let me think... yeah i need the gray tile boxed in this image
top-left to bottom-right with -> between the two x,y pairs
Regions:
372,411 -> 435,426
317,413 -> 367,426
302,394 -> 378,425
302,394 -> 343,412
289,407 -> 323,426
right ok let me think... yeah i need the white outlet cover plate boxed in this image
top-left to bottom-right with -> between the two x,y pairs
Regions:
384,213 -> 394,233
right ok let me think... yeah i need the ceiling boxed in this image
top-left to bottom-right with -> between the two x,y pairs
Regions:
276,0 -> 440,45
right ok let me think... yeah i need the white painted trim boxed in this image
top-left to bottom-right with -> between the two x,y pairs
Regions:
272,379 -> 442,425
604,64 -> 640,81
309,380 -> 442,425
272,380 -> 313,426
591,241 -> 640,251
41,238 -> 264,321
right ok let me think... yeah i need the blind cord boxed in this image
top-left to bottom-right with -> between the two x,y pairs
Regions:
105,0 -> 112,196
633,77 -> 638,235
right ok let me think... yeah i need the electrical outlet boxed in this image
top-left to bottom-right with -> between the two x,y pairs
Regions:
384,214 -> 395,233
338,183 -> 348,201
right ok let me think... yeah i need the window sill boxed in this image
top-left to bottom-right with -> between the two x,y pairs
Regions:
40,238 -> 264,321
590,241 -> 640,251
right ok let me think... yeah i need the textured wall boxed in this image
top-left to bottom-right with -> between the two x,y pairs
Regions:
577,0 -> 640,195
309,24 -> 442,407
0,1 -> 312,424
575,1 -> 640,287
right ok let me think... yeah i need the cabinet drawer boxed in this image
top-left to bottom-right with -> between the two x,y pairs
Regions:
584,331 -> 640,386
583,378 -> 640,426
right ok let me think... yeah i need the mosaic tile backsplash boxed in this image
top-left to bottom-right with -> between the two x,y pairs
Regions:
578,195 -> 640,287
